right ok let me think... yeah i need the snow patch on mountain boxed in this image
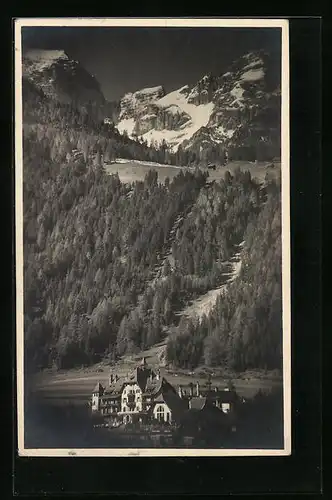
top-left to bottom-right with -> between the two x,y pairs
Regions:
148,88 -> 214,150
116,84 -> 214,151
114,49 -> 280,159
230,84 -> 245,105
243,57 -> 264,71
117,118 -> 136,136
139,128 -> 194,151
139,86 -> 165,95
213,126 -> 236,140
240,68 -> 265,82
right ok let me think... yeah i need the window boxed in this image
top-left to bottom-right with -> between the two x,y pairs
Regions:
156,405 -> 165,422
122,407 -> 126,412
221,403 -> 230,413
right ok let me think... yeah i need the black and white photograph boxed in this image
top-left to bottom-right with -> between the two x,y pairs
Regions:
15,18 -> 290,456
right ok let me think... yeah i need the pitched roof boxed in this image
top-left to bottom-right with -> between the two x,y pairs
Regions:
153,392 -> 164,402
189,397 -> 207,410
199,388 -> 238,403
101,393 -> 121,400
179,404 -> 228,427
107,365 -> 159,394
93,382 -> 104,394
144,377 -> 163,395
163,389 -> 188,416
151,379 -> 188,418
216,390 -> 238,403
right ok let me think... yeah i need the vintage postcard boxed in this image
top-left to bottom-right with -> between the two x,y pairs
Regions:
15,18 -> 290,457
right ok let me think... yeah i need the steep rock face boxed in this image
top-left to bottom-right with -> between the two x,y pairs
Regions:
119,86 -> 166,119
22,49 -> 105,107
115,49 -> 281,161
117,85 -> 194,138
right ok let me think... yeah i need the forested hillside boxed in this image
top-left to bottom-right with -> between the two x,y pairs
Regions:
23,77 -> 282,376
166,177 -> 282,371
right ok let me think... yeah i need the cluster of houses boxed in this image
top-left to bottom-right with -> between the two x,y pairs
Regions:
91,358 -> 241,433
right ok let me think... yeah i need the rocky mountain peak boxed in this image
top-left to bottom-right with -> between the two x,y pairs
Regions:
22,48 -> 105,107
119,85 -> 166,121
114,49 -> 280,162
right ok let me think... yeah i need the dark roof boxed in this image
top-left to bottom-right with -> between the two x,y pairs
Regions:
189,397 -> 207,410
107,365 -> 161,394
180,405 -> 227,427
144,378 -> 163,395
108,378 -> 125,394
198,388 -> 238,403
215,390 -> 238,403
150,379 -> 188,419
118,366 -> 158,392
101,393 -> 121,400
93,382 -> 105,394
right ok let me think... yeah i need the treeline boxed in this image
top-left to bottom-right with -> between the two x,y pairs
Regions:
166,175 -> 282,372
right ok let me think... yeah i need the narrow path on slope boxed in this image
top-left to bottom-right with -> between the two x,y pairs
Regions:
179,242 -> 244,321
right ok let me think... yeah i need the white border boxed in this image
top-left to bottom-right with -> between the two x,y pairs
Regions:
15,17 -> 290,457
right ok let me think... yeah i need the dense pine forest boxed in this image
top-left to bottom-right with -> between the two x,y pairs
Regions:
166,178 -> 282,372
23,80 -> 282,376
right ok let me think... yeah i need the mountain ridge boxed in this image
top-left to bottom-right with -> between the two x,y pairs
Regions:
22,48 -> 280,163
114,49 -> 281,162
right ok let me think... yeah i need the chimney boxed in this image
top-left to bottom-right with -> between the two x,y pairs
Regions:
196,381 -> 200,397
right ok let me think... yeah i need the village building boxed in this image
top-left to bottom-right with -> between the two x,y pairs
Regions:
177,381 -> 240,416
91,358 -> 187,426
91,359 -> 241,434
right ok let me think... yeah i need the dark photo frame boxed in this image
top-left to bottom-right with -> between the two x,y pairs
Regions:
12,16 -> 322,496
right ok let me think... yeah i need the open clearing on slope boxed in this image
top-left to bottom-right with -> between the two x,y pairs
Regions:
105,159 -> 185,184
105,159 -> 280,185
31,360 -> 282,407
